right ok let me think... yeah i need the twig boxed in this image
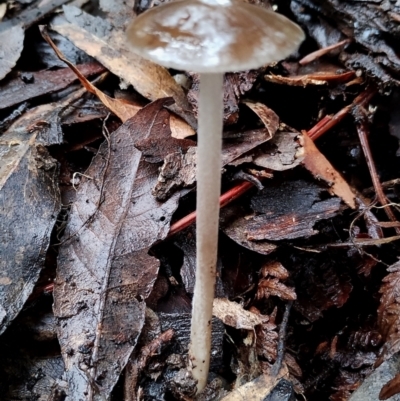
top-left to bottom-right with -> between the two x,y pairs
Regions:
270,301 -> 292,378
166,180 -> 254,238
307,87 -> 376,140
353,106 -> 400,235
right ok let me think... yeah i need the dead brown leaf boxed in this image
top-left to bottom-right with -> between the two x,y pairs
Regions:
41,27 -> 141,122
54,99 -> 185,400
251,131 -> 304,171
242,101 -> 280,137
51,5 -> 194,125
153,129 -> 274,201
299,132 -> 356,208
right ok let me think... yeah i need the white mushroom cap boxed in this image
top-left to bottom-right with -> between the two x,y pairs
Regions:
126,0 -> 305,73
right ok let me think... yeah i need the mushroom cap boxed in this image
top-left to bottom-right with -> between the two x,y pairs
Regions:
126,0 -> 305,73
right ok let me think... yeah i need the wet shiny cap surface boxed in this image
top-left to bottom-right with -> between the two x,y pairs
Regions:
126,0 -> 305,73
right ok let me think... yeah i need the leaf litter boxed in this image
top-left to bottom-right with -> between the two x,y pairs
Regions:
3,1 -> 400,400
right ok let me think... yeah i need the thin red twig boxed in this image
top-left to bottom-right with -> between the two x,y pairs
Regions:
308,87 -> 376,141
355,109 -> 400,234
167,180 -> 253,238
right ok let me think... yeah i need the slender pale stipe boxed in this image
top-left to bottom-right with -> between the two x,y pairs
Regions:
189,73 -> 224,391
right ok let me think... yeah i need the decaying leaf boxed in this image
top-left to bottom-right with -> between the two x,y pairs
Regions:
0,63 -> 105,111
0,99 -> 69,334
377,261 -> 400,367
221,179 -> 341,244
159,313 -> 225,369
153,128 -> 275,201
53,99 -> 185,400
188,71 -> 259,125
220,204 -> 277,255
51,5 -> 194,125
291,253 -> 353,322
249,131 -> 304,171
0,25 -> 24,81
213,298 -> 263,330
41,27 -> 141,122
242,101 -> 280,138
299,133 -> 356,209
220,367 -> 288,401
250,307 -> 278,362
170,114 -> 195,139
260,261 -> 290,280
174,226 -> 225,295
1,354 -> 66,401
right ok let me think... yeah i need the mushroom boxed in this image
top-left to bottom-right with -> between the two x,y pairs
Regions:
127,0 -> 304,392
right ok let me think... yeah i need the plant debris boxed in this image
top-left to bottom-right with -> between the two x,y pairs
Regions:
2,1 -> 400,400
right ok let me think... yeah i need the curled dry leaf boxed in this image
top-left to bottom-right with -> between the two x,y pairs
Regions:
54,100 -> 184,400
242,101 -> 280,138
41,27 -> 140,122
265,71 -> 355,86
52,5 -> 194,126
299,39 -> 351,65
299,133 -> 356,208
0,25 -> 24,81
213,298 -> 263,330
377,261 -> 400,367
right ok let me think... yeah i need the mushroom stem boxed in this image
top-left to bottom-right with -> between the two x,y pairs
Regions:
189,72 -> 224,392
